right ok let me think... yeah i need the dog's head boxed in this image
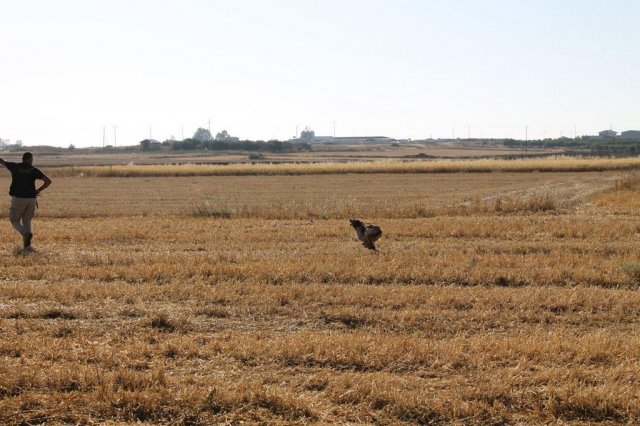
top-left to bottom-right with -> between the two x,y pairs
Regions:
349,218 -> 364,229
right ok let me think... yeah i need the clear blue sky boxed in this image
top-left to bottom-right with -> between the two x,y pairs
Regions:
1,0 -> 638,147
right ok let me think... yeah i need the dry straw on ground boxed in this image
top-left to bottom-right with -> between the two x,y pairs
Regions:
48,156 -> 640,177
0,163 -> 640,423
1,169 -> 621,219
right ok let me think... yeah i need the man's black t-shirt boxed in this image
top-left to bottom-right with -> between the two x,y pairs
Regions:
4,162 -> 45,198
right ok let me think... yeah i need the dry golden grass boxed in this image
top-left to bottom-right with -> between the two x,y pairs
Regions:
591,173 -> 640,216
0,170 -> 621,219
0,143 -> 563,168
0,166 -> 640,424
46,156 -> 640,178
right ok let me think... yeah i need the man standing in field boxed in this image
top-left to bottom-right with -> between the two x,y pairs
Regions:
0,152 -> 52,250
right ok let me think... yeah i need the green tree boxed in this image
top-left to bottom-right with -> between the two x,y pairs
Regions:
193,128 -> 213,142
216,130 -> 230,141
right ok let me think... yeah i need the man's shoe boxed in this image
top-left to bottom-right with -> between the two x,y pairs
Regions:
23,231 -> 33,248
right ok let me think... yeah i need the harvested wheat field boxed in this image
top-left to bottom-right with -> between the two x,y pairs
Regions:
1,160 -> 640,424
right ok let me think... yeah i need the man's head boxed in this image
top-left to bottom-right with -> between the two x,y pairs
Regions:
22,152 -> 33,165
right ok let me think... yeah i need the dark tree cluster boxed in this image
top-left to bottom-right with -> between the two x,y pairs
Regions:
171,138 -> 312,153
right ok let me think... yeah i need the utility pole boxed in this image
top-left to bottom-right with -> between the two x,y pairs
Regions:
333,121 -> 336,140
208,118 -> 211,133
181,125 -> 184,140
467,124 -> 471,139
525,125 -> 528,155
150,127 -> 152,140
452,127 -> 455,139
113,126 -> 117,147
102,126 -> 105,148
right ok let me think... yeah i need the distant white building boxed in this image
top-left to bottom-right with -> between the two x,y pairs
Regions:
293,127 -> 393,144
297,128 -> 334,143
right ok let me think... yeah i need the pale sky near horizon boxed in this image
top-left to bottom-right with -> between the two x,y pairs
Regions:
1,0 -> 639,147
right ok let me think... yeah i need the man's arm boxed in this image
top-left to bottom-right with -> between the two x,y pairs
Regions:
36,174 -> 52,195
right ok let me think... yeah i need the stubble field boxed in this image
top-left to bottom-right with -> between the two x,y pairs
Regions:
1,159 -> 640,424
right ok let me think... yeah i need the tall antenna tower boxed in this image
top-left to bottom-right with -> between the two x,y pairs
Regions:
113,126 -> 117,147
102,126 -> 105,148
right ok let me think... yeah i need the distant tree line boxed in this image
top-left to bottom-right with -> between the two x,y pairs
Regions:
164,127 -> 312,153
503,137 -> 640,156
0,138 -> 23,150
170,138 -> 312,153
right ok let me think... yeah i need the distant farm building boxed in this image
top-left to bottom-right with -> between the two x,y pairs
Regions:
598,130 -> 618,138
140,139 -> 162,151
297,128 -> 333,143
621,130 -> 640,139
294,127 -> 393,144
333,136 -> 394,143
300,128 -> 315,140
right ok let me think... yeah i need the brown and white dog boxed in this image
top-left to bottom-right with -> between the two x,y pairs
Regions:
349,219 -> 382,251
